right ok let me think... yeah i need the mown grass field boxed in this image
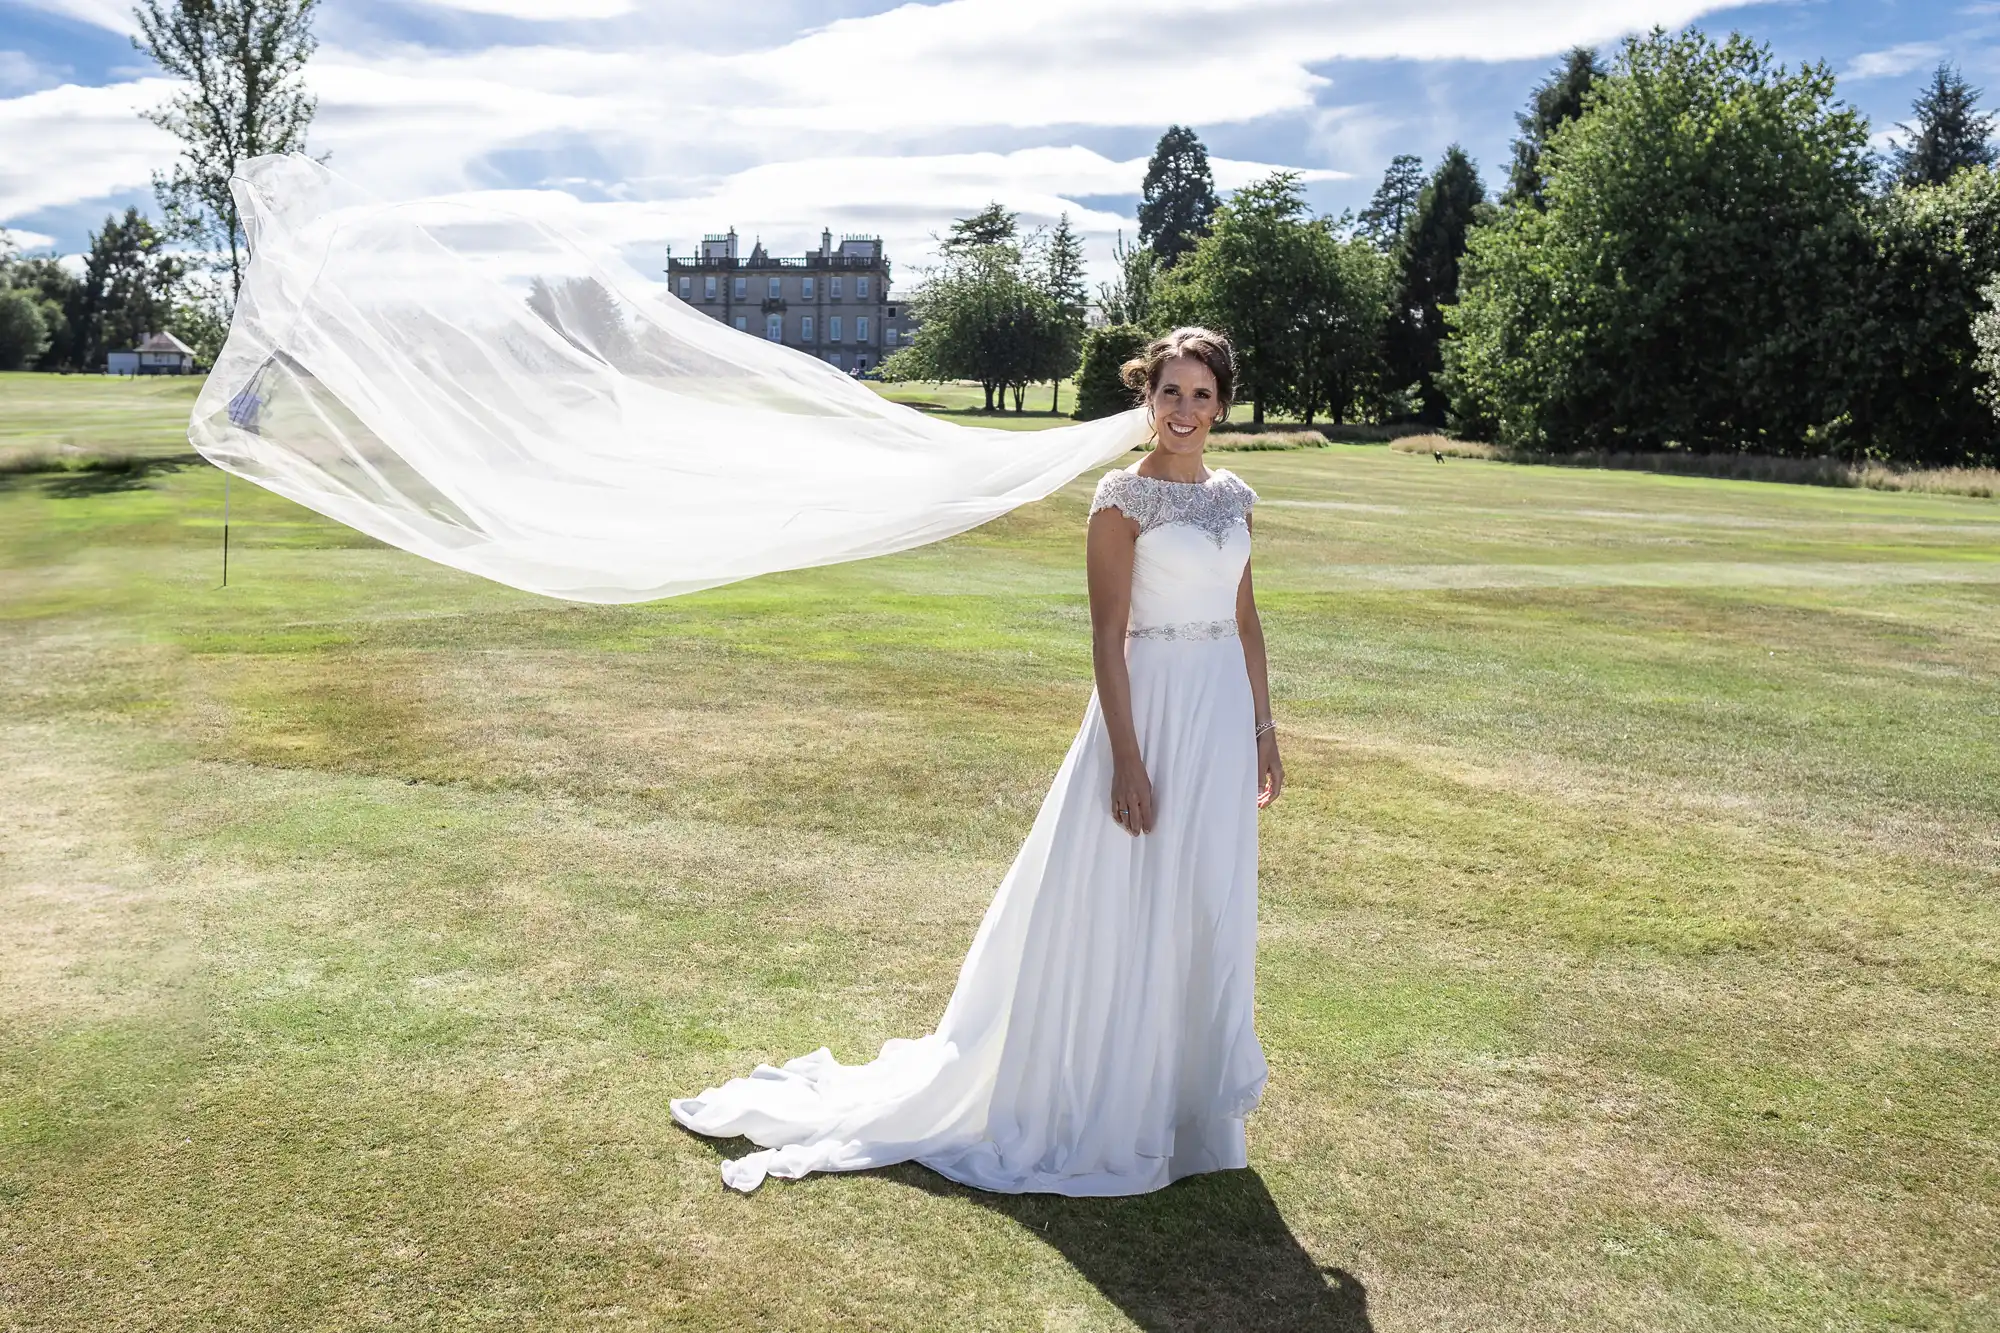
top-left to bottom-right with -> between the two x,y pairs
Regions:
1,370 -> 1996,1332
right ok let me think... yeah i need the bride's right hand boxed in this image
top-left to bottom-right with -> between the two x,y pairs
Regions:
1110,760 -> 1154,836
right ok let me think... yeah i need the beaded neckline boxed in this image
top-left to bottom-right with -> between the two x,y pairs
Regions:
1120,466 -> 1231,488
1089,467 -> 1256,547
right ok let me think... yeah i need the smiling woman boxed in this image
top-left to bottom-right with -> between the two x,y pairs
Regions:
672,326 -> 1288,1194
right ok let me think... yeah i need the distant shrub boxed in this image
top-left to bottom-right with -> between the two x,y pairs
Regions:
1072,324 -> 1149,421
1207,430 -> 1328,451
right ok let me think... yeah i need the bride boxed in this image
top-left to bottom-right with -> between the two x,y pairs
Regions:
672,327 -> 1286,1195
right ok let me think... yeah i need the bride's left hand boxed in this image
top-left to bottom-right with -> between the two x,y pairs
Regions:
1257,733 -> 1285,809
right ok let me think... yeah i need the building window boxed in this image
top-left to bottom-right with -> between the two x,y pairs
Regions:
732,276 -> 747,300
887,305 -> 897,317
733,315 -> 747,332
768,276 -> 781,300
856,316 -> 870,343
704,275 -> 717,300
856,276 -> 870,300
678,276 -> 691,299
801,315 -> 814,342
885,325 -> 896,345
766,314 -> 782,341
830,276 -> 844,299
802,276 -> 814,300
828,316 -> 843,342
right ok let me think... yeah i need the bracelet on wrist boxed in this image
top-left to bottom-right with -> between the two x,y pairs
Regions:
1254,718 -> 1277,740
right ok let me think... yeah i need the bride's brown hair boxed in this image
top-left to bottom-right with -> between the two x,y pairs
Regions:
1120,327 -> 1236,421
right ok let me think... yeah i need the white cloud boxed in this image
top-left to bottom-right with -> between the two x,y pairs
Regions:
1845,42 -> 1948,81
413,0 -> 638,17
8,0 -> 138,34
1,0 -> 1752,265
373,145 -> 1345,288
0,79 -> 180,219
712,0 -> 1749,133
2,226 -> 59,252
281,0 -> 1748,198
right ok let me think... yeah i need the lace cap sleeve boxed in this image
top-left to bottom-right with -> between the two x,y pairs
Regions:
1089,470 -> 1151,524
1219,469 -> 1258,511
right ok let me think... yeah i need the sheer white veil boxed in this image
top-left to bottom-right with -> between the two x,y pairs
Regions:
189,155 -> 1149,603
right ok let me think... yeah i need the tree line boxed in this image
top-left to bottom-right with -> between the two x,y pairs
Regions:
1059,31 -> 2000,468
1447,32 -> 2000,466
0,0 -> 316,373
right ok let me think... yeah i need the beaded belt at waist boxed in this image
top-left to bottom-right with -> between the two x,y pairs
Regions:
1126,617 -> 1239,642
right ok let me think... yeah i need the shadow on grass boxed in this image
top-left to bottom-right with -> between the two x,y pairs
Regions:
0,452 -> 203,497
678,1124 -> 1369,1330
890,1164 -> 1372,1332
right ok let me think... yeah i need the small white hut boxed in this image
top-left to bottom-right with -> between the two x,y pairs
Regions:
108,331 -> 197,376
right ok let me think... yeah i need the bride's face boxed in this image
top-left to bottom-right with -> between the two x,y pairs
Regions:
1148,355 -> 1221,458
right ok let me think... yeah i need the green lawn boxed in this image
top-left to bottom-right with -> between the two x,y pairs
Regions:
873,377 -> 1081,428
0,372 -> 207,464
2,372 -> 1997,1331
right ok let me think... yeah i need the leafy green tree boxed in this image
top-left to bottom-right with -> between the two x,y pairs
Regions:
883,242 -> 1060,413
1294,226 -> 1396,424
1505,46 -> 1605,207
1840,168 -> 2000,464
135,0 -> 319,299
1444,29 -> 1871,453
1138,126 -> 1218,267
1155,172 -> 1322,424
1890,63 -> 1997,188
941,202 -> 1017,256
1033,212 -> 1088,410
1096,230 -> 1158,328
0,241 -> 80,369
1388,145 -> 1488,424
0,288 -> 51,371
1973,275 -> 2000,419
79,208 -> 186,367
1072,324 -> 1150,420
1355,154 -> 1424,251
170,278 -> 231,366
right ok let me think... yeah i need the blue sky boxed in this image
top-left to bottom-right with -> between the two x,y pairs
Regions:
0,0 -> 1978,285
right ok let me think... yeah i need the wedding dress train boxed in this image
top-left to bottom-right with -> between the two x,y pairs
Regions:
672,467 -> 1268,1195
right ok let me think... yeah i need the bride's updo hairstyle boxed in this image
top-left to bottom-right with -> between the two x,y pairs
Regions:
1120,327 -> 1236,422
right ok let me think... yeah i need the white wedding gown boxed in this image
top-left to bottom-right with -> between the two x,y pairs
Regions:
673,466 -> 1269,1195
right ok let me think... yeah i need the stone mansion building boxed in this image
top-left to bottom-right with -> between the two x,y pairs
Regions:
666,227 -> 912,373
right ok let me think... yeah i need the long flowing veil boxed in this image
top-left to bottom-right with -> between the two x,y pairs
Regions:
189,155 -> 1148,603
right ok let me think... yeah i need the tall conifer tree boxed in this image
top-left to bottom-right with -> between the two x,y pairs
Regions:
1891,63 -> 1997,188
1390,146 -> 1488,423
1138,126 -> 1219,267
1505,47 -> 1606,207
1356,154 -> 1425,250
